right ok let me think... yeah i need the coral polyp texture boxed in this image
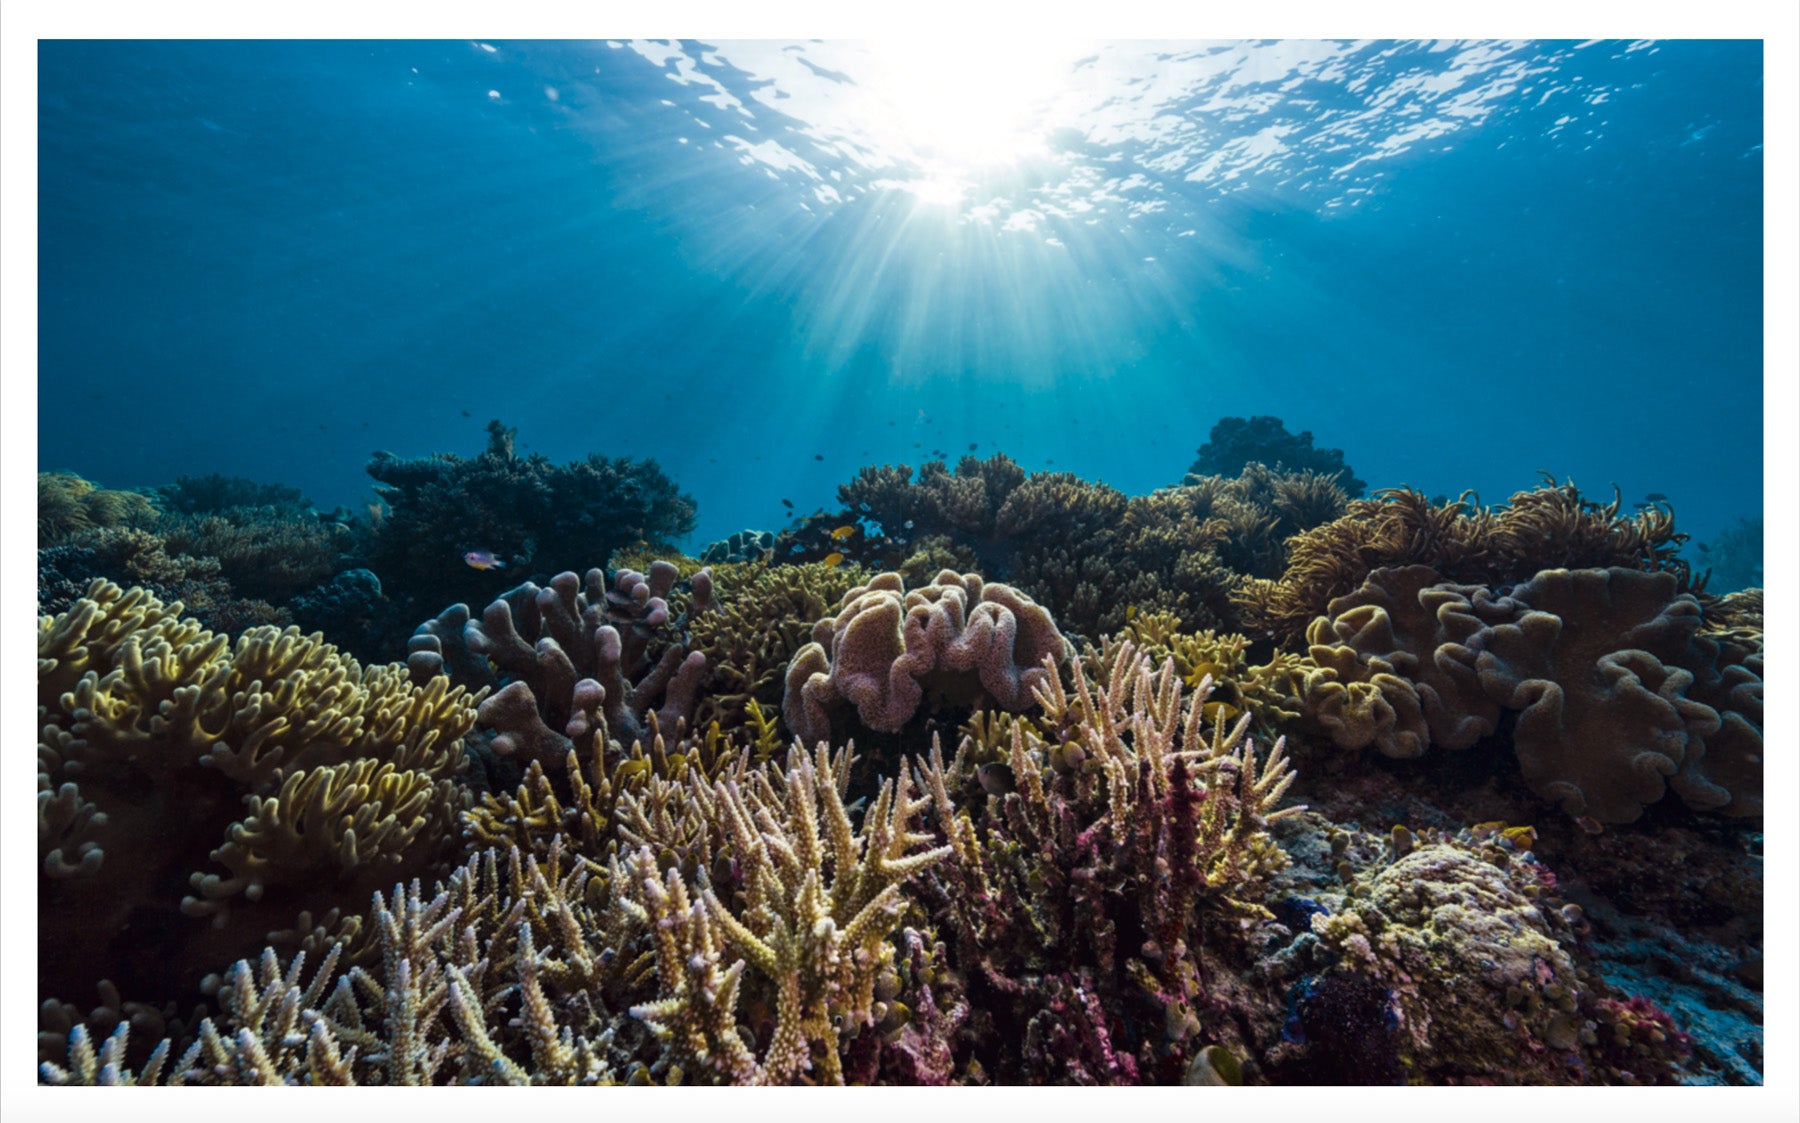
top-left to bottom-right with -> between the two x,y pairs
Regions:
38,579 -> 482,1056
781,569 -> 1071,750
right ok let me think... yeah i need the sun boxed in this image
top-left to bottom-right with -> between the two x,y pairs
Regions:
857,38 -> 1095,186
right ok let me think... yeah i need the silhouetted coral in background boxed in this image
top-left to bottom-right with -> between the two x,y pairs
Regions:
363,419 -> 695,631
1187,416 -> 1366,496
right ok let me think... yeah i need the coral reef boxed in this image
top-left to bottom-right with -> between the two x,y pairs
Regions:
1186,415 -> 1366,496
38,580 -> 482,1046
700,528 -> 775,564
781,569 -> 1070,752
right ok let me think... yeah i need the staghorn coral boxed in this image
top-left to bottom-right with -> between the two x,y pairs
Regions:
365,419 -> 697,632
1298,565 -> 1523,759
622,743 -> 952,1084
1458,567 -> 1762,823
38,579 -> 482,1036
1238,477 -> 1697,645
781,569 -> 1071,752
912,639 -> 1304,1083
42,840 -> 665,1085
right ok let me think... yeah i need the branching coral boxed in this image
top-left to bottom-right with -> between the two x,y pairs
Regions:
38,579 -> 482,1034
43,840 -> 664,1085
1114,609 -> 1307,738
685,559 -> 868,733
781,569 -> 1071,752
621,743 -> 952,1084
912,639 -> 1304,1083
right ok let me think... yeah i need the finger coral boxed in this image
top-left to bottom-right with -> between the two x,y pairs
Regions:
38,579 -> 483,1043
781,569 -> 1071,752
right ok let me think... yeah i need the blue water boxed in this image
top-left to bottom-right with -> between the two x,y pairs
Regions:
37,39 -> 1763,554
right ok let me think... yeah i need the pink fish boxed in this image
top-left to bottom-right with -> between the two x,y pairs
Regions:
463,549 -> 506,570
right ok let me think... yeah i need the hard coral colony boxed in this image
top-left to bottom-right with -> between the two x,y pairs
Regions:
35,418 -> 1763,1087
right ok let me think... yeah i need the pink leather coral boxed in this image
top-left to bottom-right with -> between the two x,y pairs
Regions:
782,570 -> 1070,749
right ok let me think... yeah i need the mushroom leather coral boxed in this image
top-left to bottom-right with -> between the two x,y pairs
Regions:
1301,565 -> 1522,757
781,570 -> 1070,749
1459,567 -> 1761,823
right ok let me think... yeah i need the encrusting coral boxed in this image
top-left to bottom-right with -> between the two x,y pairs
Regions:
38,579 -> 483,1053
781,569 -> 1070,752
1297,823 -> 1693,1084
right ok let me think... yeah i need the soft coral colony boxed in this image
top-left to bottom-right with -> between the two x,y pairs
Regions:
36,417 -> 1762,1086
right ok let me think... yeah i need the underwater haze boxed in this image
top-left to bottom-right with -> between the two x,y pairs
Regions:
37,38 -> 1763,560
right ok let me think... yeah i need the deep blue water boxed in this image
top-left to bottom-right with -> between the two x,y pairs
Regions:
37,39 -> 1763,557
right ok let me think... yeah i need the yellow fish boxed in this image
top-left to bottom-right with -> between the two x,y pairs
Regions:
830,525 -> 856,540
823,551 -> 845,567
1200,700 -> 1240,725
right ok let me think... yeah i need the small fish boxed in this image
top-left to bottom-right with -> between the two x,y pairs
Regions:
822,551 -> 845,568
903,519 -> 914,529
1697,542 -> 1710,553
1575,815 -> 1605,836
1201,700 -> 1240,725
1046,458 -> 1055,465
830,525 -> 856,540
464,549 -> 506,570
977,762 -> 1016,796
461,409 -> 472,417
1644,492 -> 1668,502
968,442 -> 978,451
781,498 -> 795,508
814,453 -> 825,461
